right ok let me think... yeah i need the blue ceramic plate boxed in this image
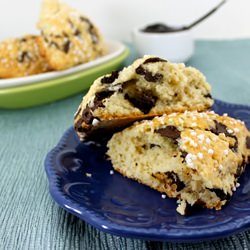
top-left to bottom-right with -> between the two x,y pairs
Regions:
45,100 -> 250,243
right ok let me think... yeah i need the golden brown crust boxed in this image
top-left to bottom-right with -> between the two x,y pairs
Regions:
37,0 -> 107,70
0,35 -> 49,78
107,111 -> 250,215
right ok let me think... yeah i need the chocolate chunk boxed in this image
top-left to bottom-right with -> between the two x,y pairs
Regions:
93,90 -> 115,108
135,65 -> 163,82
135,65 -> 146,75
20,38 -> 27,43
81,105 -> 94,125
101,71 -> 119,84
74,29 -> 82,37
204,93 -> 212,99
165,171 -> 185,192
211,121 -> 229,135
230,137 -> 238,152
49,41 -> 60,49
211,121 -> 238,152
142,144 -> 161,149
143,57 -> 167,64
17,51 -> 32,63
63,40 -> 71,53
124,89 -> 157,114
74,117 -> 84,130
184,200 -> 205,215
246,136 -> 250,149
80,16 -> 98,44
180,150 -> 188,163
80,16 -> 87,22
145,72 -> 163,82
156,126 -> 181,141
79,90 -> 115,125
209,188 -> 230,201
77,126 -> 88,133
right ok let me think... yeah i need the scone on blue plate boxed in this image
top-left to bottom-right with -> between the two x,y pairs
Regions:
107,111 -> 250,215
74,55 -> 213,140
37,0 -> 107,70
0,35 -> 49,78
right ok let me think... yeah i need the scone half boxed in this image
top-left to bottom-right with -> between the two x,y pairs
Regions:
107,111 -> 250,215
74,55 -> 213,140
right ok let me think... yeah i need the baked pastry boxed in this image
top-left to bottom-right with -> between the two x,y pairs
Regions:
107,111 -> 250,215
37,0 -> 107,70
74,55 -> 213,140
0,35 -> 49,78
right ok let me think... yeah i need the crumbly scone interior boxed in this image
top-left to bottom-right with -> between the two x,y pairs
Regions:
74,56 -> 213,138
83,56 -> 212,117
107,111 -> 250,215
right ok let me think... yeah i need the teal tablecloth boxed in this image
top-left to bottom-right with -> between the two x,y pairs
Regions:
1,40 -> 250,249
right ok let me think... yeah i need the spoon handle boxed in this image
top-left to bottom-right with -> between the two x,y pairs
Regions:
184,0 -> 227,30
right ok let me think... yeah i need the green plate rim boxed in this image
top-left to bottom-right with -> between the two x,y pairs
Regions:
0,48 -> 129,95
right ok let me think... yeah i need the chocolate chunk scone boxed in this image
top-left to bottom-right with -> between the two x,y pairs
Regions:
74,55 -> 213,140
37,0 -> 107,70
0,35 -> 49,78
107,111 -> 250,215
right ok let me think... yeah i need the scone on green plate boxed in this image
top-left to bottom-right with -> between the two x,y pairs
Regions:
74,55 -> 213,140
0,35 -> 49,78
37,0 -> 107,70
107,111 -> 250,215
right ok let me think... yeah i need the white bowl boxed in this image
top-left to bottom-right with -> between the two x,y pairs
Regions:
132,26 -> 194,63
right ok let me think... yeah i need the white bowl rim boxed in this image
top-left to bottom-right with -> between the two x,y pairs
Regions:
132,25 -> 192,36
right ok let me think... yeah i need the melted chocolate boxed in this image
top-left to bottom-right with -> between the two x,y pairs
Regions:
180,150 -> 188,163
17,51 -> 31,62
211,121 -> 238,152
101,71 -> 119,84
81,105 -> 94,125
80,16 -> 98,44
143,57 -> 167,64
94,90 -> 115,108
165,171 -> 185,192
209,188 -> 230,201
49,41 -> 60,49
63,40 -> 71,53
211,121 -> 229,136
79,90 -> 114,125
204,93 -> 212,99
156,126 -> 181,141
135,65 -> 163,82
184,200 -> 205,215
246,136 -> 250,149
74,29 -> 81,37
124,89 -> 157,114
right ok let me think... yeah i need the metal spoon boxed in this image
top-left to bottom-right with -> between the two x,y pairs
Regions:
141,0 -> 227,33
183,0 -> 227,30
